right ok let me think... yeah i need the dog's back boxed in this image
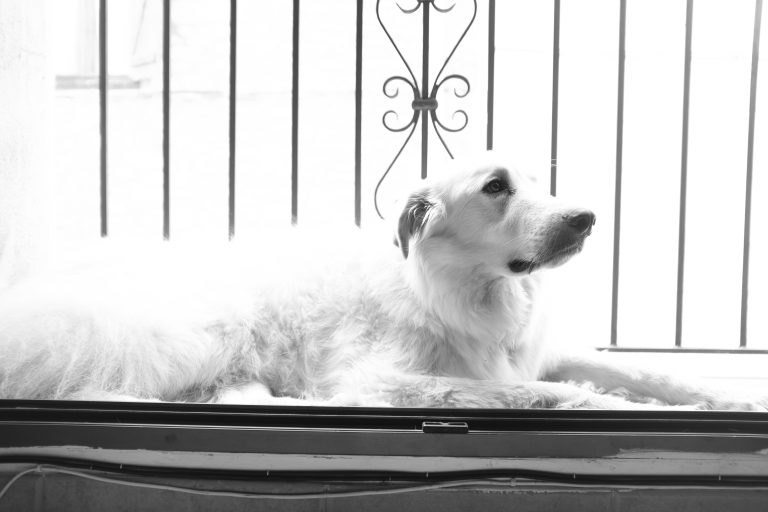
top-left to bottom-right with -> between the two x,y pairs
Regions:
0,229 -> 405,401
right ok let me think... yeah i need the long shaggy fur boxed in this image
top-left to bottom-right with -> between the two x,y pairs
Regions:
0,153 -> 765,410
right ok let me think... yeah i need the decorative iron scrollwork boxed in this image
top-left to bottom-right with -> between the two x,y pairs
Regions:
375,0 -> 477,218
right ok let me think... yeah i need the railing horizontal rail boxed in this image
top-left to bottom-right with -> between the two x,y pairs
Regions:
598,348 -> 768,355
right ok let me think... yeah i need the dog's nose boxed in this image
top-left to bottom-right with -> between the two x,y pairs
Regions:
564,211 -> 596,235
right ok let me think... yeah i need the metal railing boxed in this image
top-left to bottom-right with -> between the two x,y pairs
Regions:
94,0 -> 766,353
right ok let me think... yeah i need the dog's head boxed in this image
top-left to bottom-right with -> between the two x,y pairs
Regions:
394,154 -> 595,276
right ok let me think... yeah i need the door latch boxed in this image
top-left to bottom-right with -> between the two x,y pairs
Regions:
421,421 -> 469,434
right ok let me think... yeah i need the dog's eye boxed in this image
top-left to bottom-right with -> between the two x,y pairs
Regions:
482,179 -> 508,195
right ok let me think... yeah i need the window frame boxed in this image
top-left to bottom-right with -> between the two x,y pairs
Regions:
2,400 -> 768,486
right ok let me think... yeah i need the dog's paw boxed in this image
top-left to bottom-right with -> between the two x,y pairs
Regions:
325,392 -> 392,407
751,397 -> 768,412
693,397 -> 768,412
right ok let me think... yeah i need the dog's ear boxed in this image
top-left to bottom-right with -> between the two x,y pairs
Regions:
394,191 -> 434,259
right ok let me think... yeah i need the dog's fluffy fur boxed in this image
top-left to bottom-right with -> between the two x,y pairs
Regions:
0,153 -> 764,410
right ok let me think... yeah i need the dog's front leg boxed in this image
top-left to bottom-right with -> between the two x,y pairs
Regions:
330,374 -> 670,410
542,351 -> 766,411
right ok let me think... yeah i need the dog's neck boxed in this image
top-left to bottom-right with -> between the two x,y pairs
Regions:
397,245 -> 536,380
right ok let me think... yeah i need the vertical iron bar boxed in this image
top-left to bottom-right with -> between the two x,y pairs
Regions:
355,0 -> 363,227
741,0 -> 763,348
610,0 -> 627,347
421,2 -> 430,179
228,0 -> 237,239
99,0 -> 107,237
550,0 -> 560,196
162,0 -> 171,240
487,0 -> 495,151
675,0 -> 694,347
292,0 -> 300,225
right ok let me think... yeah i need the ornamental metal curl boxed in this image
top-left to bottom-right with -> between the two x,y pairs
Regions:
375,0 -> 478,219
382,76 -> 419,132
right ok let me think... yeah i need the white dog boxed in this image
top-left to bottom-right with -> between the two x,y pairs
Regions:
0,153 -> 763,410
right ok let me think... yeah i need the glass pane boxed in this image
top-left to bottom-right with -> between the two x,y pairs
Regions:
0,0 -> 765,411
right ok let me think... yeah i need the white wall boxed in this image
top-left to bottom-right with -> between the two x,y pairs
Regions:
0,0 -> 52,287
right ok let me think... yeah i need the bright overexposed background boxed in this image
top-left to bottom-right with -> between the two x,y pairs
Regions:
40,0 -> 768,385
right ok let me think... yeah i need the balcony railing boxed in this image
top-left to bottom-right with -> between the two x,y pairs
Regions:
89,0 -> 766,354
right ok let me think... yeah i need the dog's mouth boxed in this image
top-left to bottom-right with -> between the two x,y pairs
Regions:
508,241 -> 585,275
507,260 -> 539,274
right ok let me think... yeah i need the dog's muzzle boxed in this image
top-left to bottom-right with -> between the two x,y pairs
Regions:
508,260 -> 539,274
508,210 -> 596,274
